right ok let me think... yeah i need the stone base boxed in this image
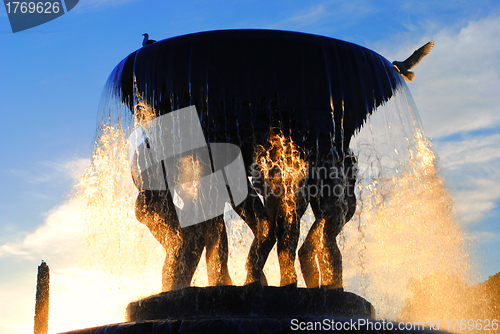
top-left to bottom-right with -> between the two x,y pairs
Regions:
127,283 -> 374,321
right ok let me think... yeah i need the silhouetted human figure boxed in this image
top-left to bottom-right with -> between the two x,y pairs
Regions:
135,190 -> 232,291
299,154 -> 357,289
243,129 -> 309,287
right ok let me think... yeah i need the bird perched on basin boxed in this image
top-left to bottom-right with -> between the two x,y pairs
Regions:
393,41 -> 434,82
142,33 -> 156,47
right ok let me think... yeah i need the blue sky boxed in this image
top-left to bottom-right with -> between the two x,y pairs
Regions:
1,0 -> 500,333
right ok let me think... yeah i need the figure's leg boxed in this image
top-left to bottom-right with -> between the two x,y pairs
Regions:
175,223 -> 205,289
233,181 -> 274,285
298,197 -> 323,288
175,217 -> 235,289
317,220 -> 343,289
311,180 -> 345,289
204,216 -> 232,286
276,216 -> 298,286
135,190 -> 182,292
311,161 -> 357,289
161,230 -> 182,292
272,194 -> 308,287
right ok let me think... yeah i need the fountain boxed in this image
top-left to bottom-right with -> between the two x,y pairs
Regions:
61,30 -> 468,333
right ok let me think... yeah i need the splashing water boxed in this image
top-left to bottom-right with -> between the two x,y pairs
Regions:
77,125 -> 165,322
345,84 -> 472,322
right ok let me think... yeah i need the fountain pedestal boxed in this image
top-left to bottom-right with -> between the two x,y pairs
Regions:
127,283 -> 374,321
62,284 -> 378,333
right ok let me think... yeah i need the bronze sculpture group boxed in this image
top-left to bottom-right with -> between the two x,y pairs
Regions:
133,127 -> 358,292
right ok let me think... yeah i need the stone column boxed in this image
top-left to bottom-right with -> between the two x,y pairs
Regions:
34,261 -> 49,334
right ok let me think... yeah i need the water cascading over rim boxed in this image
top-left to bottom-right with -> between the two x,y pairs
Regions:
103,29 -> 404,160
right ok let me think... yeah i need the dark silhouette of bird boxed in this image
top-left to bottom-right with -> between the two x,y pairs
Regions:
142,33 -> 156,47
393,41 -> 434,82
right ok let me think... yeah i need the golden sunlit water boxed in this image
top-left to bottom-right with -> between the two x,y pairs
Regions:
45,83 -> 485,334
47,125 -> 165,333
255,130 -> 308,210
343,85 -> 475,327
345,129 -> 471,320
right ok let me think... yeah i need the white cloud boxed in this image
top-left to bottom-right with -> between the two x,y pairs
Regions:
286,4 -> 327,26
0,158 -> 90,259
267,1 -> 378,30
267,4 -> 328,29
0,198 -> 86,260
374,14 -> 500,139
411,16 -> 500,139
428,133 -> 500,225
466,231 -> 500,244
451,177 -> 500,225
3,158 -> 90,186
434,134 -> 500,170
